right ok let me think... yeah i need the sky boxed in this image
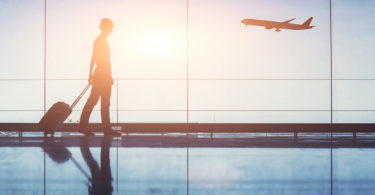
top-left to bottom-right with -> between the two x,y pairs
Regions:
0,0 -> 375,123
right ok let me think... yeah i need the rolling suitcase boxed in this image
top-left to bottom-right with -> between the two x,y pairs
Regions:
39,84 -> 91,137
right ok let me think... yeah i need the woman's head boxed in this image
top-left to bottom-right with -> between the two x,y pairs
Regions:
100,18 -> 113,34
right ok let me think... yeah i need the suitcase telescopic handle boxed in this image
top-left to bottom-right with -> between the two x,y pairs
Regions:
70,83 -> 91,109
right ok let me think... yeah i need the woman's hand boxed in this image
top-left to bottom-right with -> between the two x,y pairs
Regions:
88,75 -> 93,84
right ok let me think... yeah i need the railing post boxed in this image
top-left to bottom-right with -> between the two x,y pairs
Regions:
353,129 -> 357,144
18,130 -> 22,143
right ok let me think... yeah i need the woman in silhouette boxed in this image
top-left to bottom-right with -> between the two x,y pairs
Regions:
79,18 -> 120,136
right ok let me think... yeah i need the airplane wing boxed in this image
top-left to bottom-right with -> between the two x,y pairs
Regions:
265,26 -> 273,29
282,18 -> 295,23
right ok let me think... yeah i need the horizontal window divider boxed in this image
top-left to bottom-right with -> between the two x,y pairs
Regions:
3,78 -> 375,81
0,109 -> 137,112
116,109 -> 375,112
0,79 -> 45,81
3,109 -> 375,112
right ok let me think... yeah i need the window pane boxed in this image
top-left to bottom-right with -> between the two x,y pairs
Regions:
189,0 -> 330,79
0,0 -> 44,79
46,80 -> 117,112
118,80 -> 186,110
46,0 -> 186,79
333,111 -> 375,123
118,111 -> 186,123
333,0 -> 375,79
189,80 -> 330,123
189,111 -> 330,123
0,81 -> 43,110
333,80 -> 375,123
190,80 -> 330,110
0,111 -> 43,123
333,80 -> 375,110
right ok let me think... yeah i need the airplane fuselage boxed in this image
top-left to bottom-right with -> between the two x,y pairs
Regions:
241,17 -> 314,32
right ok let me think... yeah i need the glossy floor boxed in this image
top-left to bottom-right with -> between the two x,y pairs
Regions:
1,133 -> 375,195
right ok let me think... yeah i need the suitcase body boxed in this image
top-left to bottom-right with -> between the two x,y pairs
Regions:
39,84 -> 91,137
39,102 -> 72,136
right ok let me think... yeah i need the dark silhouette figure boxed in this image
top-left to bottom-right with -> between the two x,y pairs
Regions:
79,18 -> 120,136
80,136 -> 114,195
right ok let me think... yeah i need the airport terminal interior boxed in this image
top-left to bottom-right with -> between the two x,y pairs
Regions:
1,0 -> 375,194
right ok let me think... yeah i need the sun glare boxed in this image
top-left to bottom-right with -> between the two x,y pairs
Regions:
143,35 -> 172,52
110,27 -> 186,78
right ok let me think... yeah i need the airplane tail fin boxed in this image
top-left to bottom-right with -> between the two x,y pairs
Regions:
302,17 -> 313,27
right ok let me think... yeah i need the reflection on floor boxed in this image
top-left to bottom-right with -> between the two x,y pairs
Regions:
1,132 -> 375,195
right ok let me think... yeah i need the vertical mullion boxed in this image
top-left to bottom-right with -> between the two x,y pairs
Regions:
330,0 -> 333,124
186,0 -> 190,124
43,0 -> 47,113
186,2 -> 190,195
117,77 -> 119,123
330,1 -> 334,195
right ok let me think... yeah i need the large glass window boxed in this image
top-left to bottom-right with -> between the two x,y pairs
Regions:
0,0 -> 44,122
189,0 -> 330,123
332,0 -> 375,122
2,0 -> 375,123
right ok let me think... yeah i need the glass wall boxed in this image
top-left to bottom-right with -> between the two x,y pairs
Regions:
332,0 -> 375,122
0,0 -> 374,123
0,0 -> 44,122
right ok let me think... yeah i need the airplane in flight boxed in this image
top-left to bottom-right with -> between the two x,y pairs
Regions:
241,17 -> 314,32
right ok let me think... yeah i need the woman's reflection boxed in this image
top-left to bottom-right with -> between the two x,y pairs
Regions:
41,136 -> 114,195
80,136 -> 113,195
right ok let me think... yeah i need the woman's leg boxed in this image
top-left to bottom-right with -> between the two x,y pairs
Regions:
100,84 -> 112,131
79,84 -> 100,132
100,84 -> 120,136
